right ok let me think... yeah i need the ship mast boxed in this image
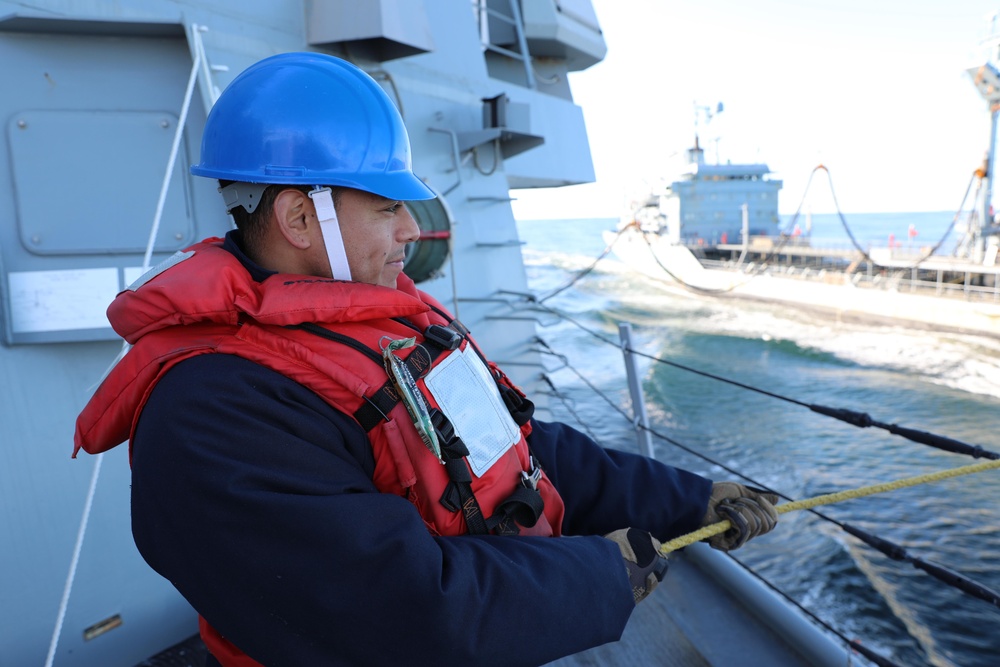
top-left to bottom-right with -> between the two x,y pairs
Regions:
693,101 -> 723,165
967,12 -> 1000,262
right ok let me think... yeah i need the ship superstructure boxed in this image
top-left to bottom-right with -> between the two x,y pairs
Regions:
610,56 -> 1000,338
658,136 -> 783,246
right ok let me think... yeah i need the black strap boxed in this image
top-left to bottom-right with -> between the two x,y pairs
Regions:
352,343 -> 441,431
295,320 -> 545,535
432,409 -> 544,536
296,318 -> 521,433
434,407 -> 490,535
487,485 -> 546,535
440,458 -> 491,535
291,323 -> 383,365
293,321 -> 444,431
497,383 -> 535,427
425,304 -> 469,335
441,463 -> 545,536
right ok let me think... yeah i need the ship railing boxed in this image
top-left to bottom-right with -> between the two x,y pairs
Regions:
703,257 -> 1000,302
708,236 -> 936,255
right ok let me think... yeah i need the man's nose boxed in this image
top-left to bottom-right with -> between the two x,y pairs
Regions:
398,205 -> 420,243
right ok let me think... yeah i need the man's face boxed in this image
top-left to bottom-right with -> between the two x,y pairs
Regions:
335,189 -> 421,288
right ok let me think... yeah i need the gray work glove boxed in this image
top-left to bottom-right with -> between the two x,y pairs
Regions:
701,482 -> 779,552
604,528 -> 670,604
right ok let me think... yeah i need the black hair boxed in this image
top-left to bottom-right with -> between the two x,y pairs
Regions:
219,181 -> 342,260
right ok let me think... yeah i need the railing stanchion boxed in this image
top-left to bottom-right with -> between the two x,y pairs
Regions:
618,323 -> 654,458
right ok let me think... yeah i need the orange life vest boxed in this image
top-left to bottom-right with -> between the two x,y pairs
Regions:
74,239 -> 565,666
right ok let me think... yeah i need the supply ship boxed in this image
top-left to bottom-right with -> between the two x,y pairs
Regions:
606,37 -> 1000,340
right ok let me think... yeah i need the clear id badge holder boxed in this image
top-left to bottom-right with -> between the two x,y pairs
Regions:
424,346 -> 520,477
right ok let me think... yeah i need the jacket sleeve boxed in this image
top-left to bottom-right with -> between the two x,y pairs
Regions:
527,419 -> 714,540
130,354 -> 635,667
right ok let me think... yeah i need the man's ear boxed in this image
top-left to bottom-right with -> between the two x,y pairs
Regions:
272,188 -> 315,249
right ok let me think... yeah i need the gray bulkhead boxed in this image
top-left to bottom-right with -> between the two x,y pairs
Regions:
0,1 -> 604,664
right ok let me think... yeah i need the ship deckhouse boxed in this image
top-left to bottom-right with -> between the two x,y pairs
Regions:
661,140 -> 783,246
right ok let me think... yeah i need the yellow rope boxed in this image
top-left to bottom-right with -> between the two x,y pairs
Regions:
660,458 -> 1000,555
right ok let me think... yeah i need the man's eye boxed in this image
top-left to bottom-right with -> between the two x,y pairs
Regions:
385,202 -> 402,213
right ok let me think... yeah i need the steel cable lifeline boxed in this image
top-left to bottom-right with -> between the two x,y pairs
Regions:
524,242 -> 1000,605
537,225 -> 629,303
521,245 -> 1000,663
723,555 -> 905,667
534,334 -> 1000,667
538,375 -> 603,444
530,299 -> 1000,461
537,354 -> 998,667
534,334 -> 1000,609
536,344 -> 905,667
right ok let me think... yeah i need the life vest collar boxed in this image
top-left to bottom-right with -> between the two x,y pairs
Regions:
108,239 -> 432,344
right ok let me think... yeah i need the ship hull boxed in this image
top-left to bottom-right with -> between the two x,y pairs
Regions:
608,228 -> 1000,340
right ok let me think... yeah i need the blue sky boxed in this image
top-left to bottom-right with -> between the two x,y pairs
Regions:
511,0 -> 1000,219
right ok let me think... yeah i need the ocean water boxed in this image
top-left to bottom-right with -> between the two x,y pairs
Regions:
516,214 -> 1000,667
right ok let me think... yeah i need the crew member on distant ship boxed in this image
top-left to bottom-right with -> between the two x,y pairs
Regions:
74,52 -> 779,667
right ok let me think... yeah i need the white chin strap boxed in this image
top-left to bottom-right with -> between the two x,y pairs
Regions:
309,186 -> 353,281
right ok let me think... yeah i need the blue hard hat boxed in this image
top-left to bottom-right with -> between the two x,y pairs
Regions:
191,52 -> 434,201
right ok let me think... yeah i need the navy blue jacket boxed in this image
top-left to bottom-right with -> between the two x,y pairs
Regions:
129,236 -> 713,666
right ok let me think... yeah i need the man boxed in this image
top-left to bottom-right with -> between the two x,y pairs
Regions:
74,52 -> 777,667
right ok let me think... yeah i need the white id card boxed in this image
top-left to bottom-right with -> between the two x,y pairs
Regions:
424,346 -> 520,477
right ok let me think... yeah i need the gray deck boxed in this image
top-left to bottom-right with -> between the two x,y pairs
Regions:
548,544 -> 849,667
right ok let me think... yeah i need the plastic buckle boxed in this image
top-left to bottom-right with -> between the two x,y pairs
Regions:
219,182 -> 269,213
424,324 -> 462,351
520,457 -> 542,490
308,186 -> 337,221
430,408 -> 455,443
430,408 -> 469,459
